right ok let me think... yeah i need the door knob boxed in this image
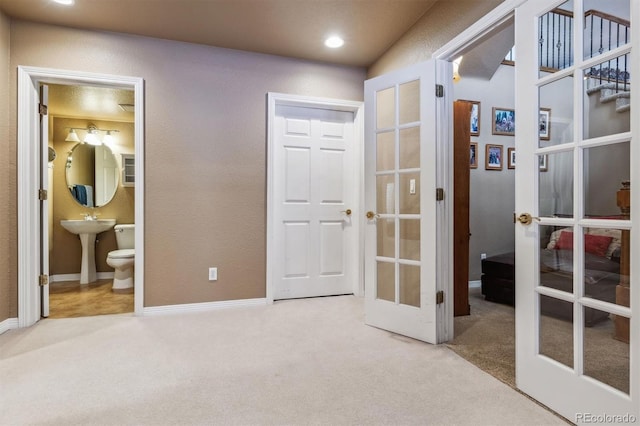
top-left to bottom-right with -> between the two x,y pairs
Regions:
340,209 -> 352,216
366,211 -> 380,220
517,213 -> 540,225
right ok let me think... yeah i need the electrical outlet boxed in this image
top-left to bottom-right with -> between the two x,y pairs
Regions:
208,267 -> 218,281
480,253 -> 487,260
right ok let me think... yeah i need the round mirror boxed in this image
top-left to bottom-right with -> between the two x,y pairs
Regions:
65,143 -> 119,207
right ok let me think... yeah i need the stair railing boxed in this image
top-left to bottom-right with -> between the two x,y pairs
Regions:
504,8 -> 630,93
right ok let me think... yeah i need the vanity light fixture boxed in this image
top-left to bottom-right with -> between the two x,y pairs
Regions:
65,129 -> 81,142
83,126 -> 101,146
325,35 -> 344,49
102,130 -> 115,146
65,124 -> 120,146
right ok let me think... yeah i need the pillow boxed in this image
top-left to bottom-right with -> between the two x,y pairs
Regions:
584,228 -> 622,258
554,231 -> 613,258
554,231 -> 573,250
546,227 -> 572,249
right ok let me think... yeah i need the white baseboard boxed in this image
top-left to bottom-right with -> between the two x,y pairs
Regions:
143,298 -> 267,316
51,272 -> 115,283
469,280 -> 482,288
0,318 -> 19,335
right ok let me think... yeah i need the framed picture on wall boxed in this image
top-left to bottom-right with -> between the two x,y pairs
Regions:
459,100 -> 481,136
539,108 -> 551,141
492,107 -> 515,136
485,144 -> 503,170
539,154 -> 548,172
470,142 -> 478,169
507,147 -> 516,169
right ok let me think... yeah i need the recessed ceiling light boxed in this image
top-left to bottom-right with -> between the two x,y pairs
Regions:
325,36 -> 344,49
52,0 -> 75,5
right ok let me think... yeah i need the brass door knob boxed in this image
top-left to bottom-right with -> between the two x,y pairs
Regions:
341,209 -> 352,216
366,211 -> 380,220
517,213 -> 540,225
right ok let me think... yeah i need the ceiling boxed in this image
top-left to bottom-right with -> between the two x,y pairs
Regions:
47,84 -> 135,122
0,0 -> 439,68
4,0 -> 514,122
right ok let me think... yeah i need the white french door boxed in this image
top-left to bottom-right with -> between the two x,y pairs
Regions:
364,59 -> 449,344
270,98 -> 360,300
515,0 -> 638,421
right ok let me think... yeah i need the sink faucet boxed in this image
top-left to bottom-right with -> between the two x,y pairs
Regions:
82,212 -> 98,221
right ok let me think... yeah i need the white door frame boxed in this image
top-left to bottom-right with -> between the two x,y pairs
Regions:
266,93 -> 364,303
17,66 -> 145,327
431,0 -> 526,341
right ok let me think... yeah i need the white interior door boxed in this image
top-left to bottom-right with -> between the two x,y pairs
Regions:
515,0 -> 638,421
271,103 -> 358,300
364,59 -> 448,344
95,144 -> 119,206
39,84 -> 49,318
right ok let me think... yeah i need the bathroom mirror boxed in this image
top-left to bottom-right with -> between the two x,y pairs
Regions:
65,143 -> 119,207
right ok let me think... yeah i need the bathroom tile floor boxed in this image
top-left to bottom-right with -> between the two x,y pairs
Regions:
48,279 -> 133,318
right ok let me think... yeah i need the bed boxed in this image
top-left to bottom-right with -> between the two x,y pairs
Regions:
481,227 -> 622,326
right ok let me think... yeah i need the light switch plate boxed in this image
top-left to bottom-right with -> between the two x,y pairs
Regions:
208,267 -> 218,281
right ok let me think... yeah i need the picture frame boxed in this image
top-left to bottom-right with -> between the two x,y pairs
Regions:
507,147 -> 516,169
460,100 -> 480,136
492,107 -> 515,136
485,144 -> 503,170
539,108 -> 551,141
470,142 -> 478,169
539,154 -> 548,172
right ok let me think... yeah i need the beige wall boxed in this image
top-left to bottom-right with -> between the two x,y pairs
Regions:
0,10 -> 14,322
7,20 -> 365,309
368,0 -> 503,78
51,118 -> 135,276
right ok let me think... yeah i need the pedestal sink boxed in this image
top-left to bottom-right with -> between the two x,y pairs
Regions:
60,219 -> 116,284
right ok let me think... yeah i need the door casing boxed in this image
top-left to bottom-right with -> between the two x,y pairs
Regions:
17,66 -> 145,326
266,93 -> 364,303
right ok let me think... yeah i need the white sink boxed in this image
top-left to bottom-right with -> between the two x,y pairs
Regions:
60,219 -> 116,284
60,219 -> 116,235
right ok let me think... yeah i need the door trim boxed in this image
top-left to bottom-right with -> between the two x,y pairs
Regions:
266,93 -> 364,303
17,66 -> 145,327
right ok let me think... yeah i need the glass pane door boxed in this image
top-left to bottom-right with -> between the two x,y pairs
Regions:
364,59 -> 443,344
375,81 -> 421,308
515,0 -> 637,420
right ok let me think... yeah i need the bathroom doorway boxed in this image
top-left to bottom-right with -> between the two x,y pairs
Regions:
17,67 -> 145,327
46,83 -> 136,318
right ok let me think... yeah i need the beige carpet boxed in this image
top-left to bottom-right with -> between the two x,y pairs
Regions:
448,287 -> 630,394
0,295 -> 565,425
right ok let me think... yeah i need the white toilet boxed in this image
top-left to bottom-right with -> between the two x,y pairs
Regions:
106,224 -> 135,292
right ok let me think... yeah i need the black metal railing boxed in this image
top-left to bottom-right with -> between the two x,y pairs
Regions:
584,9 -> 630,93
504,8 -> 630,92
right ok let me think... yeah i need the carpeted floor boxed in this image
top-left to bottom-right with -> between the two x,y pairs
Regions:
447,287 -> 630,394
0,295 -> 565,425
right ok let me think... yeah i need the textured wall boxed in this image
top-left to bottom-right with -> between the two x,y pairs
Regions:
0,10 -> 14,322
8,21 -> 366,309
368,0 -> 503,77
453,66 -> 515,281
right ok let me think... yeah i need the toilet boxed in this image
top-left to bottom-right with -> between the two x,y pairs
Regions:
106,224 -> 135,292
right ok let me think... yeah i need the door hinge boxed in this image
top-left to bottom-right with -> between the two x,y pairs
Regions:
436,187 -> 445,201
39,103 -> 48,116
39,274 -> 49,286
436,290 -> 444,305
38,189 -> 48,201
435,84 -> 444,98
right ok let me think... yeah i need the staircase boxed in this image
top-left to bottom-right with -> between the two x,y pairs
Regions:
586,82 -> 630,113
